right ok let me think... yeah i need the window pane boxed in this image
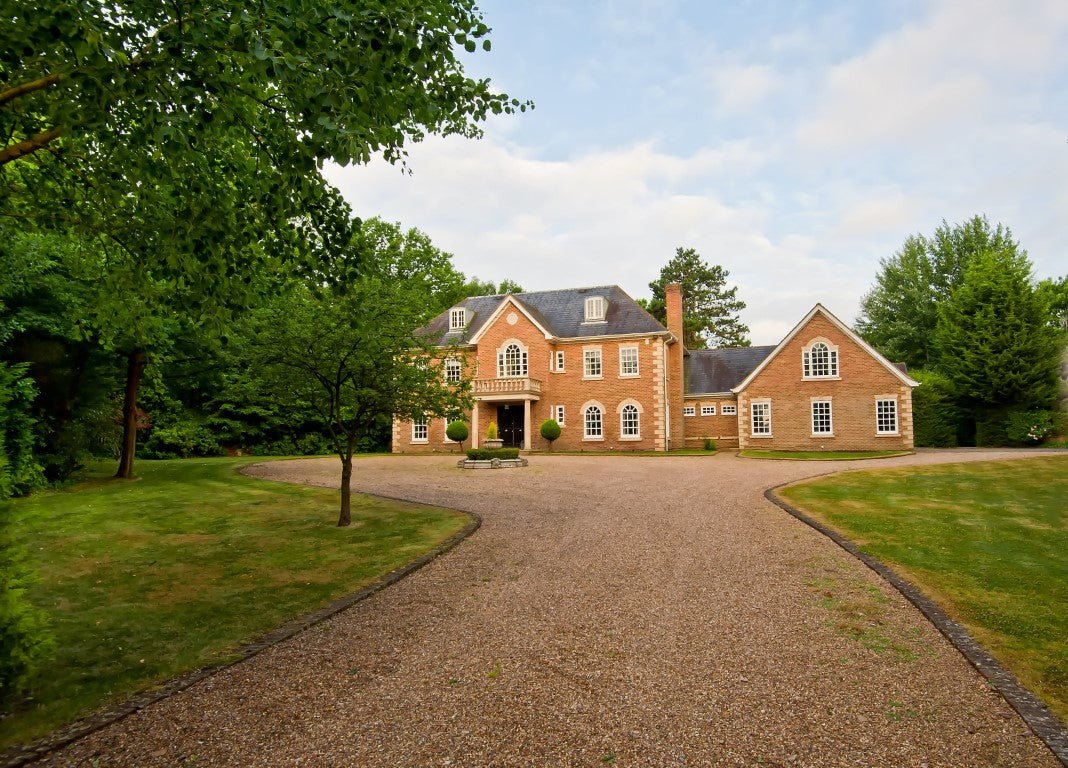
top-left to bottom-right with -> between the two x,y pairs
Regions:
811,401 -> 832,434
584,406 -> 603,437
751,402 -> 771,435
876,399 -> 898,433
621,404 -> 639,436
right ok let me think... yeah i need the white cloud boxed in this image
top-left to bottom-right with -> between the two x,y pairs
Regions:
711,64 -> 782,112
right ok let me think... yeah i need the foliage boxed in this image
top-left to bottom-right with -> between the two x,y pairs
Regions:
647,247 -> 749,349
0,458 -> 466,746
1006,410 -> 1055,446
910,369 -> 960,447
445,420 -> 469,449
141,416 -> 223,459
0,363 -> 43,499
857,216 -> 1017,370
497,279 -> 525,294
1037,275 -> 1068,334
780,457 -> 1068,720
703,438 -> 716,451
934,246 -> 1060,415
0,507 -> 53,713
465,448 -> 520,460
539,419 -> 560,449
486,421 -> 499,440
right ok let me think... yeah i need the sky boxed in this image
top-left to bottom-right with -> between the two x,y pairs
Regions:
325,0 -> 1068,344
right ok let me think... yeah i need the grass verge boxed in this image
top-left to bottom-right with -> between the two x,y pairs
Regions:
741,449 -> 911,460
779,456 -> 1068,721
1,457 -> 469,750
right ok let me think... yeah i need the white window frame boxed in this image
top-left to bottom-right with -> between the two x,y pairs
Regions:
619,345 -> 639,377
683,405 -> 696,417
555,350 -> 565,372
411,416 -> 429,443
802,339 -> 840,379
583,347 -> 603,379
449,307 -> 468,331
876,397 -> 899,435
583,404 -> 604,440
553,405 -> 566,426
584,296 -> 607,323
750,400 -> 772,437
700,404 -> 716,416
497,340 -> 528,378
811,399 -> 833,436
721,404 -> 737,415
618,401 -> 641,440
444,358 -> 462,384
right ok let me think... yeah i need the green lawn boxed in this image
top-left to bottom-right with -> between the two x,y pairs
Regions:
741,449 -> 911,460
1,457 -> 469,749
779,456 -> 1068,720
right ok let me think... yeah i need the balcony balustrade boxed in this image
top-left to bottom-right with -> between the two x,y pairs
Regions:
473,377 -> 542,399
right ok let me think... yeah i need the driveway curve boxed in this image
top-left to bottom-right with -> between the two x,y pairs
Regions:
41,450 -> 1063,767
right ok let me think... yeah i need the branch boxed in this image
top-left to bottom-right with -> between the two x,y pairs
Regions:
0,125 -> 64,166
0,73 -> 62,106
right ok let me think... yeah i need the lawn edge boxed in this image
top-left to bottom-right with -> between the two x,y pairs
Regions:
738,450 -> 914,461
1,486 -> 481,768
765,477 -> 1068,768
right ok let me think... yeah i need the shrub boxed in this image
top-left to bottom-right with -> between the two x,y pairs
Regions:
975,407 -> 1014,447
539,419 -> 560,450
1006,410 -> 1055,446
142,417 -> 223,459
465,448 -> 520,460
0,363 -> 44,499
445,420 -> 469,450
704,438 -> 716,451
486,421 -> 498,440
911,370 -> 960,447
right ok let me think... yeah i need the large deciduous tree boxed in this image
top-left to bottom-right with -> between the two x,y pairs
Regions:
647,247 -> 749,349
856,216 -> 1019,370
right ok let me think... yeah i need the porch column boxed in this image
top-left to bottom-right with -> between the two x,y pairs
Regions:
523,399 -> 531,451
472,401 -> 479,448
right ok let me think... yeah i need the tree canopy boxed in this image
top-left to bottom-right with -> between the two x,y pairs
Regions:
646,247 -> 749,349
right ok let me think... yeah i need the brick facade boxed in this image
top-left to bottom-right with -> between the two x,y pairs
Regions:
393,290 -> 917,454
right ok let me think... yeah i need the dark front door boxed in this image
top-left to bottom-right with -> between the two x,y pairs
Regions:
497,404 -> 524,448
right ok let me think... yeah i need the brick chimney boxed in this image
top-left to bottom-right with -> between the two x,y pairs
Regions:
664,283 -> 685,450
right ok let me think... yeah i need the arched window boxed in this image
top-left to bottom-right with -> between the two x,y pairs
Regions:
584,405 -> 603,439
802,340 -> 838,378
620,404 -> 640,438
497,342 -> 528,378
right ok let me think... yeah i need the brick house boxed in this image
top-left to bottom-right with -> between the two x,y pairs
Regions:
392,284 -> 917,452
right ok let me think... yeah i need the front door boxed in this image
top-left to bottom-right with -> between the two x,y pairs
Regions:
497,404 -> 524,449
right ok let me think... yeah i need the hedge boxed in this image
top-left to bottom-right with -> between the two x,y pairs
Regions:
465,448 -> 520,460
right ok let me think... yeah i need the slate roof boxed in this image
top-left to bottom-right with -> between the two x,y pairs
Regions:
423,285 -> 668,344
685,346 -> 776,394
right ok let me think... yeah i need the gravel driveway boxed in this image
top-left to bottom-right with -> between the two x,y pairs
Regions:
41,450 -> 1063,767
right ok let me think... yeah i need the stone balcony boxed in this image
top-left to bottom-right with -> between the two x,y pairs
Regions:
473,377 -> 542,400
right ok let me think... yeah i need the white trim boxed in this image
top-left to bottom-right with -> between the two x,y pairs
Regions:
444,357 -> 462,384
801,337 -> 840,380
448,307 -> 469,332
875,396 -> 900,435
618,345 -> 640,377
468,296 -> 554,344
732,304 -> 920,392
810,398 -> 833,437
750,399 -> 772,438
553,404 -> 566,426
581,400 -> 606,440
584,296 -> 607,323
683,405 -> 696,417
583,346 -> 603,380
721,404 -> 737,415
411,416 -> 429,444
496,338 -> 529,378
700,404 -> 716,416
555,350 -> 566,373
618,401 -> 642,440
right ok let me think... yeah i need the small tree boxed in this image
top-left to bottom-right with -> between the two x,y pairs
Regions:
446,420 -> 469,451
539,419 -> 561,451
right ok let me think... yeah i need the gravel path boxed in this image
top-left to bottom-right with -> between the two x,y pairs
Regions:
40,449 -> 1064,767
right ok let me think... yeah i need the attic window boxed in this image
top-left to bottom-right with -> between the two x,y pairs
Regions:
449,308 -> 468,331
584,296 -> 607,322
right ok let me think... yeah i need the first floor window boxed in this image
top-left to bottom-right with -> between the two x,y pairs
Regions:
876,398 -> 898,434
584,348 -> 602,378
701,404 -> 716,416
555,350 -> 566,372
751,402 -> 771,436
683,405 -> 696,417
619,346 -> 639,376
445,358 -> 462,383
554,405 -> 566,426
412,416 -> 428,442
620,404 -> 640,437
584,406 -> 603,438
721,404 -> 737,415
811,400 -> 833,435
498,342 -> 528,377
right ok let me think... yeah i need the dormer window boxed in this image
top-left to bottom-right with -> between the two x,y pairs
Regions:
584,296 -> 607,322
449,307 -> 468,331
802,339 -> 839,379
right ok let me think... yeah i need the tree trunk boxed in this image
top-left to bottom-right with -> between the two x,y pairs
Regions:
338,448 -> 353,527
115,349 -> 146,479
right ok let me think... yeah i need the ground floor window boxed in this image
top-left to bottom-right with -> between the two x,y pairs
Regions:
701,404 -> 716,416
412,416 -> 428,443
876,398 -> 899,434
721,404 -> 737,415
584,406 -> 603,439
751,401 -> 771,436
620,404 -> 640,438
683,405 -> 696,417
811,400 -> 833,435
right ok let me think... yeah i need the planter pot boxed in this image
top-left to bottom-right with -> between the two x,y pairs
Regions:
482,439 -> 504,450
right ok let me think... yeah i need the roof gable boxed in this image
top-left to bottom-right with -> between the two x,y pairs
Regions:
468,295 -> 553,344
731,304 -> 920,392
